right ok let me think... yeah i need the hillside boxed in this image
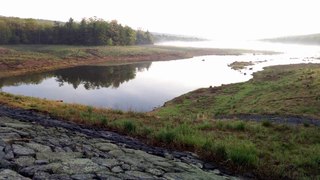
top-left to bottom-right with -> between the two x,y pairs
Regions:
264,33 -> 320,45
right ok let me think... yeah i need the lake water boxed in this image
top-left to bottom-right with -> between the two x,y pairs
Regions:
1,41 -> 319,112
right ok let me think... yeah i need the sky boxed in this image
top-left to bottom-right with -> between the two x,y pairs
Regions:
1,0 -> 320,40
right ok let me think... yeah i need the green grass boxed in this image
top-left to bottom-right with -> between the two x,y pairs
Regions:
1,63 -> 320,179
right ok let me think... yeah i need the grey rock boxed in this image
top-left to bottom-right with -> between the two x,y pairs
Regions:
33,171 -> 50,180
213,169 -> 222,175
35,159 -> 49,165
163,171 -> 227,180
4,144 -> 12,153
4,150 -> 14,160
196,162 -> 203,169
54,147 -> 66,152
111,166 -> 123,173
71,174 -> 96,180
0,132 -> 21,141
164,152 -> 174,160
25,142 -> 52,152
0,150 -> 5,159
121,147 -> 135,154
117,153 -> 144,167
12,144 -> 35,156
48,174 -> 72,180
125,171 -> 154,179
0,139 -> 6,147
146,168 -> 165,176
48,139 -> 60,146
134,150 -> 167,162
0,159 -> 14,169
92,157 -> 120,168
0,169 -> 30,180
63,146 -> 73,152
14,156 -> 35,167
153,161 -> 174,168
52,158 -> 106,175
173,161 -> 192,171
4,122 -> 32,129
121,164 -> 131,171
36,152 -> 82,162
108,149 -> 125,157
96,171 -> 121,180
19,165 -> 52,177
0,126 -> 30,137
95,142 -> 119,152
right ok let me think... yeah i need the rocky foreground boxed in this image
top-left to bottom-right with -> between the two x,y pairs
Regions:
0,106 -> 237,180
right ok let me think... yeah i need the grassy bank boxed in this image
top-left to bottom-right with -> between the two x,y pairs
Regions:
1,63 -> 320,179
158,63 -> 320,119
0,45 -> 271,78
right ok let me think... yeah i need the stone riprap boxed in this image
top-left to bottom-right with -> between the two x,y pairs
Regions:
0,106 -> 238,179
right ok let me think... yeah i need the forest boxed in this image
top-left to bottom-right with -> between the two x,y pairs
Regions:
264,33 -> 320,45
0,16 -> 153,45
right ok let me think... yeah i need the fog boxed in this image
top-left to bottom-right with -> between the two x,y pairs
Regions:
1,0 -> 320,40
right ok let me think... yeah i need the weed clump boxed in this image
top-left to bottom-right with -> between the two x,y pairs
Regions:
262,120 -> 272,127
156,128 -> 177,143
228,144 -> 258,167
122,120 -> 137,133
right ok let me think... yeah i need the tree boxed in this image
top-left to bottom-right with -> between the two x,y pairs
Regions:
0,20 -> 11,44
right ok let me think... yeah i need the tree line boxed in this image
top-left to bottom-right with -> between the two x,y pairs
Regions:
0,16 -> 153,45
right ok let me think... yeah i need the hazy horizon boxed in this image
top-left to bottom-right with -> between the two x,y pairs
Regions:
1,0 -> 320,40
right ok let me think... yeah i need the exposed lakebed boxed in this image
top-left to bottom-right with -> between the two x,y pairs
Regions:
1,41 -> 319,112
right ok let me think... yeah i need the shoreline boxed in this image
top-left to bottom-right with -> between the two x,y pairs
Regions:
0,45 -> 275,78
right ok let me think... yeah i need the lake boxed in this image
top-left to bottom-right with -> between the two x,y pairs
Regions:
1,41 -> 319,112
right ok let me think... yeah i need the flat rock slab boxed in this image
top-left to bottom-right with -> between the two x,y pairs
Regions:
36,152 -> 83,162
52,158 -> 106,174
0,112 -> 238,179
0,169 -> 30,180
12,144 -> 35,156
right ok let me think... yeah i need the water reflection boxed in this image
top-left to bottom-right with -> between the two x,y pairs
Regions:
0,62 -> 152,90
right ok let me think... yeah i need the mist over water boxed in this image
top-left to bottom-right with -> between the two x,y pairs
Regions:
1,41 -> 319,112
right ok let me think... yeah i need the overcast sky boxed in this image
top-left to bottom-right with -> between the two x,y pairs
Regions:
1,0 -> 320,40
